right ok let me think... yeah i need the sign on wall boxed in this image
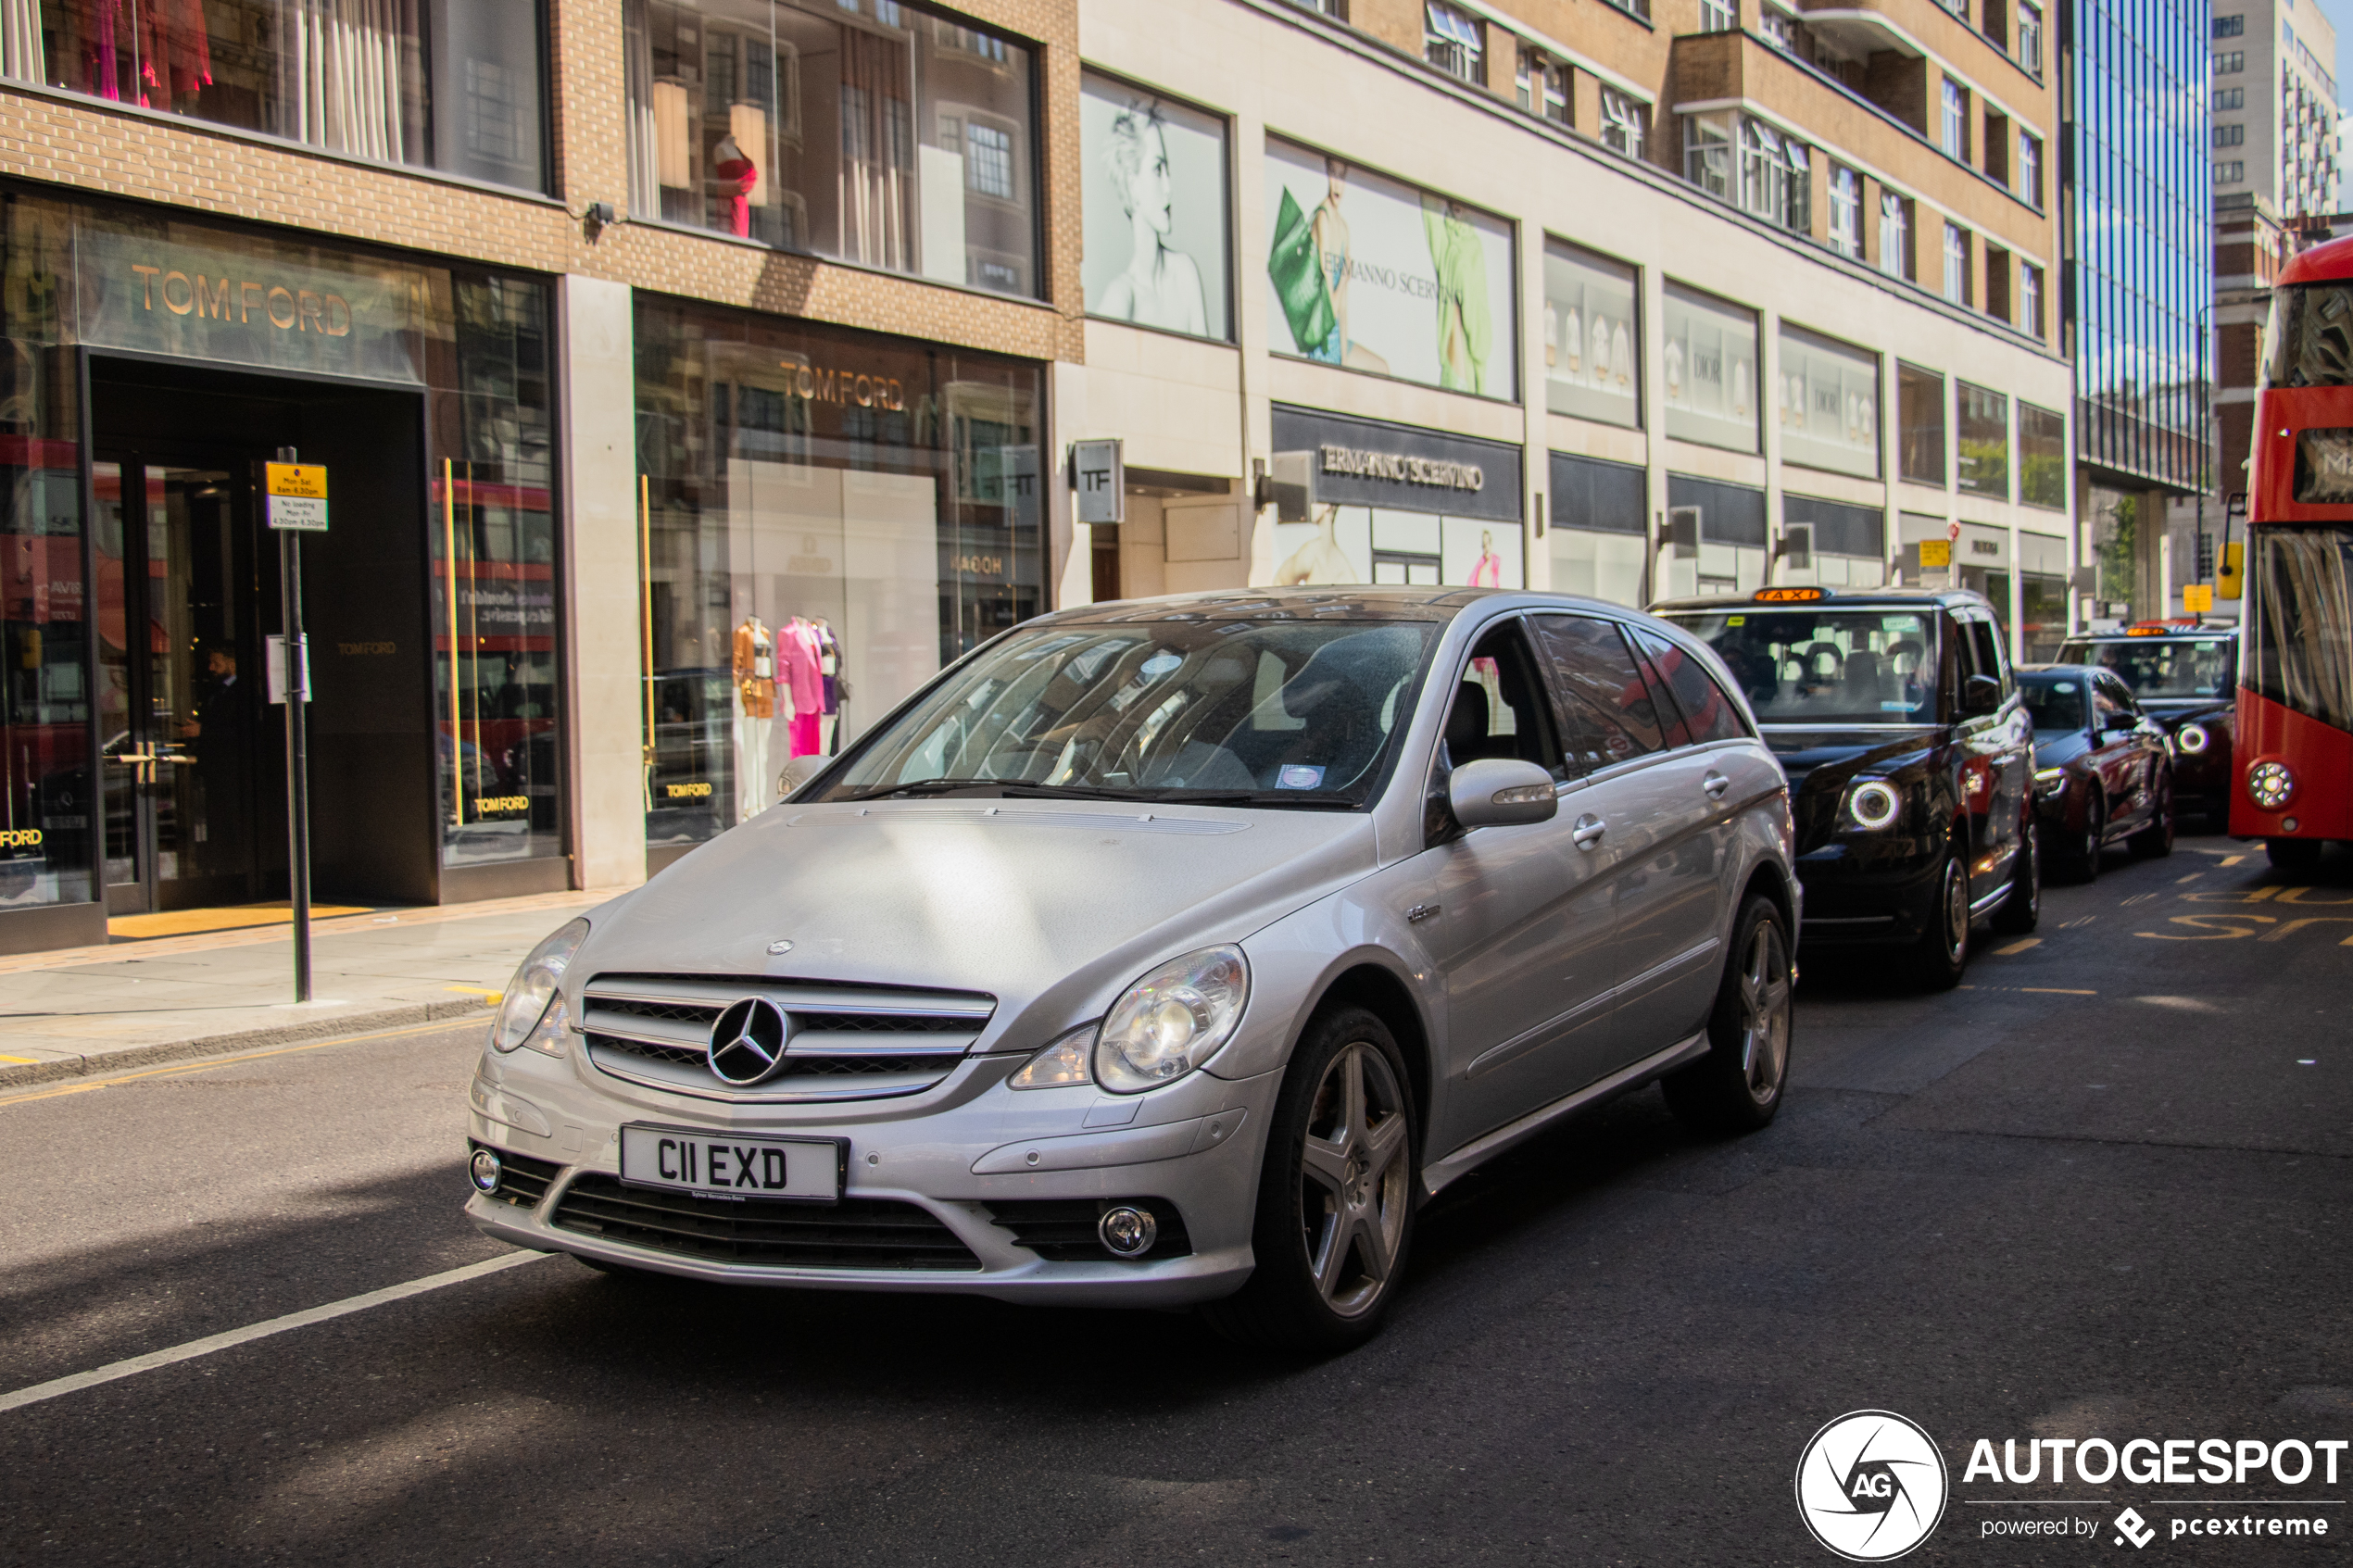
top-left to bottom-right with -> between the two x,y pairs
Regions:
1080,73 -> 1230,341
1264,139 -> 1516,400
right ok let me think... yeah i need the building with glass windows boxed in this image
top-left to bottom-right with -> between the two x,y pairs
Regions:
2063,0 -> 2215,621
0,0 -> 2082,956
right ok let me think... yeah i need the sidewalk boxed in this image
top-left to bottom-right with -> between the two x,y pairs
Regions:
0,888 -> 625,1089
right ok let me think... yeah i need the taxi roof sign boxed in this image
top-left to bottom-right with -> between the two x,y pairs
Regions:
1754,586 -> 1828,602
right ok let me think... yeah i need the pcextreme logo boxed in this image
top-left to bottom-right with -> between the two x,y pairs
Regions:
1796,1411 -> 1951,1562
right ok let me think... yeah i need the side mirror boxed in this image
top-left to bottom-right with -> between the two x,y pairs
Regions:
1448,758 -> 1559,830
1963,673 -> 2003,716
777,753 -> 829,800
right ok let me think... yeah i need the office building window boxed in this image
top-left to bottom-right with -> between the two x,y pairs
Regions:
1602,89 -> 1649,160
1879,190 -> 1910,280
1940,79 -> 1968,159
1761,5 -> 1798,49
1898,363 -> 1946,485
1943,224 -> 1969,305
2213,14 -> 2243,35
2019,403 -> 2065,508
2022,263 -> 2044,338
1830,165 -> 1862,257
1425,1 -> 1483,80
625,0 -> 1039,296
1699,0 -> 1737,31
2019,133 -> 2042,204
1957,382 -> 2009,497
2215,122 -> 2245,146
2018,2 -> 2044,72
2216,49 -> 2244,70
2215,86 -> 2245,107
2216,160 -> 2246,182
1517,48 -> 1569,123
1685,114 -> 1731,199
1284,0 -> 1347,14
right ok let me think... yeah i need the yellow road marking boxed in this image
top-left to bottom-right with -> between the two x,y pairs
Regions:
0,1017 -> 479,1111
445,985 -> 503,1003
107,902 -> 374,941
0,1053 -> 37,1063
1994,938 -> 2042,955
2221,855 -> 2246,866
2022,987 -> 2097,995
2176,872 -> 2203,884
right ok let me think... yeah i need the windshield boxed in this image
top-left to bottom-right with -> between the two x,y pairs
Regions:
2264,283 -> 2353,389
1658,608 -> 1938,725
2057,638 -> 2235,700
2249,527 -> 2353,733
821,620 -> 1438,807
2019,677 -> 2086,733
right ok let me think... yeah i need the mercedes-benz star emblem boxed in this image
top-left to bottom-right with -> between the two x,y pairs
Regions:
766,939 -> 795,955
708,996 -> 791,1085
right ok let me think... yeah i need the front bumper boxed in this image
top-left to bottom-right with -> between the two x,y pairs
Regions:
464,1041 -> 1281,1307
1791,834 -> 1945,947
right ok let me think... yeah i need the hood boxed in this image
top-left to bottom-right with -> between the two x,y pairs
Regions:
572,798 -> 1383,1046
2141,696 -> 2233,725
2032,732 -> 2089,768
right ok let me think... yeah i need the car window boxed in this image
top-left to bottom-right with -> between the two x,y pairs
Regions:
1963,619 -> 2007,696
2092,679 -> 2124,723
1443,622 -> 1563,779
1658,608 -> 1938,724
2060,637 -> 2236,698
1528,614 -> 1671,776
1631,628 -> 1747,746
2020,678 -> 2086,733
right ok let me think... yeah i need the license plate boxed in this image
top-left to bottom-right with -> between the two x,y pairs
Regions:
619,1125 -> 845,1203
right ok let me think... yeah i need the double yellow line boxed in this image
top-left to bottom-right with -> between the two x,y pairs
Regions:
0,1017 -> 482,1112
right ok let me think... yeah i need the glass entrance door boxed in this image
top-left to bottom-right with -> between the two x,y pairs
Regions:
95,458 -> 259,914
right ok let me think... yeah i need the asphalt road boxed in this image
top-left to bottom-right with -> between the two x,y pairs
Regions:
3,829 -> 2349,1566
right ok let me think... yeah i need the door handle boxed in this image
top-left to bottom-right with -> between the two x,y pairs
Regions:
1571,813 -> 1606,849
1702,771 -> 1730,799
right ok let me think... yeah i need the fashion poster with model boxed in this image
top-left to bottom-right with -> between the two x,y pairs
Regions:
1079,73 -> 1228,339
1273,508 -> 1523,588
1263,138 -> 1515,398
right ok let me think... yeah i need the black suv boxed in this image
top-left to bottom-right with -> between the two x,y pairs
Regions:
1654,586 -> 2037,987
2056,625 -> 2235,829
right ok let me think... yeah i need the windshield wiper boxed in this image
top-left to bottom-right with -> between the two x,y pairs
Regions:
1130,788 -> 1360,809
833,778 -> 1008,801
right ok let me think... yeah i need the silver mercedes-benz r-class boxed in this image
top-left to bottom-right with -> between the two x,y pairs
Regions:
465,588 -> 1799,1349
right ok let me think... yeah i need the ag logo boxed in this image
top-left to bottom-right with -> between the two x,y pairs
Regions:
1795,1410 -> 1949,1562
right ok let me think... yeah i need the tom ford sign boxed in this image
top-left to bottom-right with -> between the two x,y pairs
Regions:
1273,405 -> 1522,523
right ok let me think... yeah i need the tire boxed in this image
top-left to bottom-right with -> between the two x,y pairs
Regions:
2128,771 -> 2174,859
2268,837 -> 2325,872
2066,796 -> 2105,884
1202,1007 -> 1419,1353
1991,814 -> 2042,935
1907,838 -> 1970,991
1663,895 -> 1794,1135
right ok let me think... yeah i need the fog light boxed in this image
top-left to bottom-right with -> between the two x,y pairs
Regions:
2284,817 -> 2300,834
1098,1205 -> 1158,1257
470,1148 -> 503,1195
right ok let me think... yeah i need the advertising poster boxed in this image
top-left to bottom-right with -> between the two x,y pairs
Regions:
1264,138 -> 1516,399
1271,508 -> 1524,589
1080,74 -> 1230,340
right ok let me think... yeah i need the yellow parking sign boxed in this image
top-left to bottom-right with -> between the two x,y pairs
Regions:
264,461 -> 329,531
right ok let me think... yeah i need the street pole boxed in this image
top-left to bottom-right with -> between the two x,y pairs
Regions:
276,445 -> 312,1003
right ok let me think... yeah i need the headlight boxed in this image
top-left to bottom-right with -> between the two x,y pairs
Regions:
1094,946 -> 1249,1094
2247,760 -> 2296,809
1844,780 -> 1903,832
2177,722 -> 2208,755
2033,766 -> 2067,795
491,918 -> 588,1054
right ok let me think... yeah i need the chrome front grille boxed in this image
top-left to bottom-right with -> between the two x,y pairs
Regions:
579,974 -> 995,1102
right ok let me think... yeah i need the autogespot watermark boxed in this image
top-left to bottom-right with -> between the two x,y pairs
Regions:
1797,1413 -> 2346,1558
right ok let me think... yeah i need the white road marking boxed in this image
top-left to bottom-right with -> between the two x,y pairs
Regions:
0,1250 -> 551,1416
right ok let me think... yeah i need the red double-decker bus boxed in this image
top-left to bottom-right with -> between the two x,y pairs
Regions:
2238,237 -> 2353,869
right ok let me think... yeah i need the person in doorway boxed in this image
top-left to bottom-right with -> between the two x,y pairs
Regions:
176,639 -> 251,877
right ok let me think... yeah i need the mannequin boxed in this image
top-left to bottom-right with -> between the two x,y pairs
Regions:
780,616 -> 825,759
812,618 -> 843,754
733,614 -> 776,822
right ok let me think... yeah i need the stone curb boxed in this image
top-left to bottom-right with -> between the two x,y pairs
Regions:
0,997 -> 493,1092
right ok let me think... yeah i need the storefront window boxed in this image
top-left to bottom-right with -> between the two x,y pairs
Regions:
1662,282 -> 1758,453
432,275 -> 560,872
2020,401 -> 2066,508
12,0 -> 547,193
1542,241 -> 1638,428
1548,452 -> 1646,606
623,0 -> 1038,297
1665,472 -> 1768,596
1779,325 -> 1878,478
1898,361 -> 1945,484
635,295 -> 1041,851
1080,73 -> 1229,340
1782,494 -> 1887,586
1957,381 -> 2010,497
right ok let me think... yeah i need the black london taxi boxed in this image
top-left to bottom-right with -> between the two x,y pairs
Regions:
1653,586 -> 2036,988
2056,623 -> 2235,829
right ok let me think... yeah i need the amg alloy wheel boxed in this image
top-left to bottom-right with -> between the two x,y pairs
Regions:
1204,1008 -> 1417,1351
1665,895 -> 1794,1134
